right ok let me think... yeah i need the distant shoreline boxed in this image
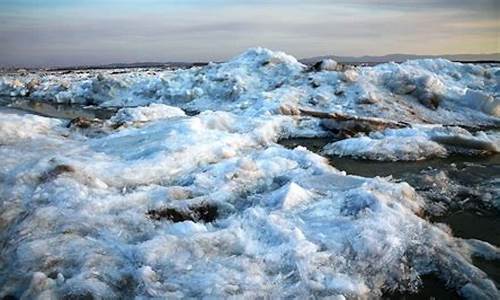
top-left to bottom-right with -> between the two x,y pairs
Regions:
2,55 -> 499,72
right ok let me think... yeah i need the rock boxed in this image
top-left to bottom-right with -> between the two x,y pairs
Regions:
310,59 -> 338,72
341,69 -> 359,83
417,92 -> 441,110
26,79 -> 40,91
357,92 -> 380,104
147,203 -> 219,223
310,80 -> 321,88
278,103 -> 301,116
334,89 -> 345,96
40,164 -> 76,182
67,117 -> 92,129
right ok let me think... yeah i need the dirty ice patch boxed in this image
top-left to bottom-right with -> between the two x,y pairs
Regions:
323,125 -> 500,161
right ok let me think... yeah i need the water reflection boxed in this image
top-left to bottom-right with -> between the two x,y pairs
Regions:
0,97 -> 117,120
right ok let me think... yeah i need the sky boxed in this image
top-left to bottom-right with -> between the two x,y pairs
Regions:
0,0 -> 499,67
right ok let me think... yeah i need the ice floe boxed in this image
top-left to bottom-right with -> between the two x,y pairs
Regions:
323,125 -> 500,161
108,103 -> 186,126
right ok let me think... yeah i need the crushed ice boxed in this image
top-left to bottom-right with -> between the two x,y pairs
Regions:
0,48 -> 499,298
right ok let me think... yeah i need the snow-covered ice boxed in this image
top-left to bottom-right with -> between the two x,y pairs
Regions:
323,125 -> 500,161
1,48 -> 499,124
108,103 -> 186,126
0,48 -> 499,298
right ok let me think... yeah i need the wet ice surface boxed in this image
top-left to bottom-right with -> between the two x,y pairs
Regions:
283,137 -> 500,294
322,126 -> 500,161
286,137 -> 500,242
0,97 -> 117,120
0,48 -> 499,299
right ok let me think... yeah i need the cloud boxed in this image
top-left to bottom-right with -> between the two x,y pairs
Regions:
0,0 -> 498,67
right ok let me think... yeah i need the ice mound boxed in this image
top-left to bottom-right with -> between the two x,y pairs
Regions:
0,110 -> 498,299
365,59 -> 500,118
0,70 -> 160,106
0,109 -> 64,144
459,89 -> 500,117
0,78 -> 28,97
2,48 -> 498,128
323,125 -> 500,161
108,103 -> 186,126
53,74 -> 129,105
135,47 -> 307,114
228,47 -> 305,73
264,181 -> 315,209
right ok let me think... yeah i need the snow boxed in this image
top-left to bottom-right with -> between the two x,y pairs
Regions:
0,48 -> 499,298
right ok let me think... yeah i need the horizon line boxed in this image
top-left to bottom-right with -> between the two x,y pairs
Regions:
2,50 -> 500,70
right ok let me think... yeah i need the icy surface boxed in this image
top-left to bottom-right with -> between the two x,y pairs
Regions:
1,110 -> 498,298
1,48 -> 499,125
108,103 -> 186,126
323,125 -> 500,161
0,48 -> 499,298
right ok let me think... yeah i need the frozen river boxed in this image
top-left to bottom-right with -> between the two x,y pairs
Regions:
0,48 -> 499,298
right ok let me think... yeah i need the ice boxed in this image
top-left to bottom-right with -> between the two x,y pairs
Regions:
0,110 -> 498,298
459,89 -> 500,117
0,109 -> 64,144
0,48 -> 499,298
1,48 -> 499,125
323,125 -> 500,161
108,103 -> 186,126
264,181 -> 315,209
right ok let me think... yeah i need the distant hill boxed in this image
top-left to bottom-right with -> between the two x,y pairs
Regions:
3,53 -> 498,72
300,53 -> 500,65
58,53 -> 499,71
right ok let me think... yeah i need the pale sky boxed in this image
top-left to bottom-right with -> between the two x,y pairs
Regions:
0,0 -> 499,67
